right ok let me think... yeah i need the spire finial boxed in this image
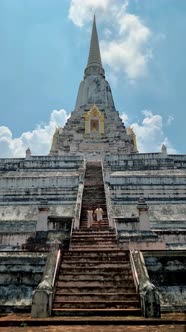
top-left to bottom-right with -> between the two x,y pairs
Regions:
87,15 -> 102,67
84,15 -> 104,78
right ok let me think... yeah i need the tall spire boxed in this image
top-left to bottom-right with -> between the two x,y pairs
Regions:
84,15 -> 105,78
87,15 -> 102,67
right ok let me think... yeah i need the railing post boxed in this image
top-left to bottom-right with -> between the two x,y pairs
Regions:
31,249 -> 61,318
130,250 -> 161,318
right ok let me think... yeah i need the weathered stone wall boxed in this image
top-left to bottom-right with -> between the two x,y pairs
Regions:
103,153 -> 186,249
0,252 -> 47,311
112,204 -> 186,224
0,156 -> 83,248
0,172 -> 79,206
109,170 -> 186,204
0,205 -> 74,248
0,155 -> 83,171
104,153 -> 186,169
144,251 -> 186,312
1,152 -> 186,249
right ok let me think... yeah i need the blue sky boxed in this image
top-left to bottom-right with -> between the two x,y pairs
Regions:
0,0 -> 186,157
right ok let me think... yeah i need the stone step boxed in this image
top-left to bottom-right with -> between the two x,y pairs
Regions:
78,223 -> 109,226
83,185 -> 104,188
81,216 -> 108,220
54,293 -> 138,302
52,308 -> 142,316
63,248 -> 127,253
83,192 -> 104,194
80,223 -> 108,225
82,193 -> 105,195
69,245 -> 118,249
82,196 -> 106,198
70,240 -> 117,246
71,236 -> 116,241
57,280 -> 134,288
80,218 -> 108,222
60,268 -> 132,275
62,257 -> 127,263
72,235 -> 114,239
81,207 -> 106,211
79,227 -> 110,232
69,247 -> 119,251
81,210 -> 107,214
71,237 -> 116,241
60,261 -> 131,272
53,300 -> 140,309
81,204 -> 106,207
84,177 -> 103,181
81,209 -> 107,213
55,286 -> 136,293
58,269 -> 133,278
84,179 -> 103,181
82,215 -> 108,218
83,191 -> 104,194
82,198 -> 105,201
82,196 -> 106,200
70,245 -> 119,249
62,257 -> 129,262
82,186 -> 104,189
80,219 -> 109,223
61,262 -> 130,268
66,248 -> 124,253
58,270 -> 133,279
79,227 -> 110,231
58,271 -> 133,279
69,247 -> 120,251
62,251 -> 129,258
71,240 -> 116,244
81,218 -> 108,221
80,217 -> 108,220
71,234 -> 115,238
80,225 -> 109,228
70,244 -> 117,248
72,230 -> 115,235
81,208 -> 106,212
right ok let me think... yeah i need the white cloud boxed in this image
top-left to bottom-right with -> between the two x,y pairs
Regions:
167,115 -> 174,126
120,113 -> 128,124
68,0 -> 112,27
130,110 -> 177,153
0,109 -> 69,158
103,28 -> 112,39
0,108 -> 176,157
69,0 -> 152,79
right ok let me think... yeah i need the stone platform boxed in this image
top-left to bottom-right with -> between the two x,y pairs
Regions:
0,313 -> 185,332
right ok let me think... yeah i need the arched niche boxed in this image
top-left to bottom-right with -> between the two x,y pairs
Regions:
84,104 -> 104,135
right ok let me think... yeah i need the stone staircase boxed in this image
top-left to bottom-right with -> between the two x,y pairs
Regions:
52,162 -> 141,316
80,161 -> 108,229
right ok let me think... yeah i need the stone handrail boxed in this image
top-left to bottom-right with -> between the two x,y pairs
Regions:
52,250 -> 61,288
101,161 -> 114,229
69,218 -> 75,248
113,218 -> 119,241
130,250 -> 161,318
31,249 -> 61,318
130,250 -> 139,293
73,160 -> 86,229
